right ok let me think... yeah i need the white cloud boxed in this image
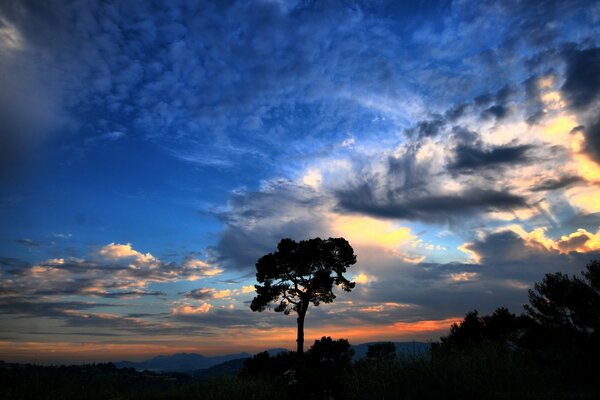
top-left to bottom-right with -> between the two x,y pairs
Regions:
171,303 -> 213,315
99,243 -> 157,265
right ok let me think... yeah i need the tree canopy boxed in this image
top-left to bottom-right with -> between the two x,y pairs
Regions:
525,260 -> 600,334
250,237 -> 357,355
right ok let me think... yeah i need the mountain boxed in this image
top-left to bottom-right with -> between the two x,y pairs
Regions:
115,342 -> 430,375
352,341 -> 431,359
116,352 -> 250,373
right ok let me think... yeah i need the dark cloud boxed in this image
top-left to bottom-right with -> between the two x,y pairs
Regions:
355,229 -> 600,319
561,47 -> 600,163
473,85 -> 515,121
444,103 -> 469,121
335,186 -> 527,223
184,288 -> 216,300
448,143 -> 532,172
562,47 -> 600,111
582,116 -> 600,164
214,180 -> 329,270
474,93 -> 493,107
463,229 -> 599,281
530,175 -> 583,191
97,290 -> 166,299
0,297 -> 117,319
14,238 -> 40,247
523,74 -> 546,123
481,104 -> 510,120
404,114 -> 446,139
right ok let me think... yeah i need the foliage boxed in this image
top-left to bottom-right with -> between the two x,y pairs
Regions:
435,307 -> 532,352
250,237 -> 356,354
304,337 -> 354,397
525,259 -> 600,334
0,362 -> 286,400
521,259 -> 600,378
365,342 -> 397,362
434,260 -> 600,384
344,344 -> 566,400
240,351 -> 298,380
306,336 -> 354,365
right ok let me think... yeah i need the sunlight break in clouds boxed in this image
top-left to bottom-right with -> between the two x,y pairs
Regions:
507,226 -> 600,254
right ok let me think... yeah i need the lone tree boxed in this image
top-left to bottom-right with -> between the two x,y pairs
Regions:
250,237 -> 357,355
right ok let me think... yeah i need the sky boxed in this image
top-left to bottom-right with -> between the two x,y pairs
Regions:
1,0 -> 599,364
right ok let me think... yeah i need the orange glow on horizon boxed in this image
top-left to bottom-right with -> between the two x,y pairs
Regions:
0,317 -> 460,364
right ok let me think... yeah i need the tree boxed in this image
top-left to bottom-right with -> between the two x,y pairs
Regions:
250,237 -> 357,355
366,342 -> 397,362
522,260 -> 600,376
436,308 -> 531,352
305,337 -> 354,397
307,336 -> 354,365
525,259 -> 600,336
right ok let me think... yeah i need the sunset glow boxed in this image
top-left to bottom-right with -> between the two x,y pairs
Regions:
1,0 -> 599,364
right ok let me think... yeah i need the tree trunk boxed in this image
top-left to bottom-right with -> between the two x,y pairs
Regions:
296,311 -> 305,355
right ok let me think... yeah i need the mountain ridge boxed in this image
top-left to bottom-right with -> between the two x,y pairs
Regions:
115,342 -> 430,373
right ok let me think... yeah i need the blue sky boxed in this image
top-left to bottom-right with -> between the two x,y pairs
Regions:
1,0 -> 600,363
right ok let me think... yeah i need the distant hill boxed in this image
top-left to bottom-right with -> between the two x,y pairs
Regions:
116,342 -> 430,375
352,341 -> 431,359
192,357 -> 247,379
116,352 -> 250,373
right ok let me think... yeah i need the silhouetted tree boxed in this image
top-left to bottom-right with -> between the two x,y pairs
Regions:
366,342 -> 397,362
436,308 -> 531,352
250,237 -> 357,355
240,350 -> 298,379
307,336 -> 354,365
523,260 -> 600,372
525,260 -> 600,334
305,337 -> 354,398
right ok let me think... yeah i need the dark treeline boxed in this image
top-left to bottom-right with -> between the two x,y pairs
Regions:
2,260 -> 600,399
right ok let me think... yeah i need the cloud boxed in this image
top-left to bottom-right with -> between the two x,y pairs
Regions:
561,47 -> 600,111
171,303 -> 213,315
460,226 -> 600,274
15,238 -> 40,247
99,243 -> 157,264
336,186 -> 527,224
241,285 -> 255,294
0,243 -> 222,302
561,47 -> 600,163
404,114 -> 446,139
530,175 -> 584,191
184,288 -> 232,300
214,180 -> 330,270
448,143 -> 532,172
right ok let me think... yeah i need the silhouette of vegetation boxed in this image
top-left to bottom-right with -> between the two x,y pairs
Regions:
305,337 -> 354,398
431,259 -> 600,391
5,260 -> 600,399
0,362 -> 285,400
434,307 -> 532,352
526,259 -> 600,333
522,259 -> 600,380
241,337 -> 354,398
365,342 -> 397,362
250,237 -> 356,355
240,350 -> 299,381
